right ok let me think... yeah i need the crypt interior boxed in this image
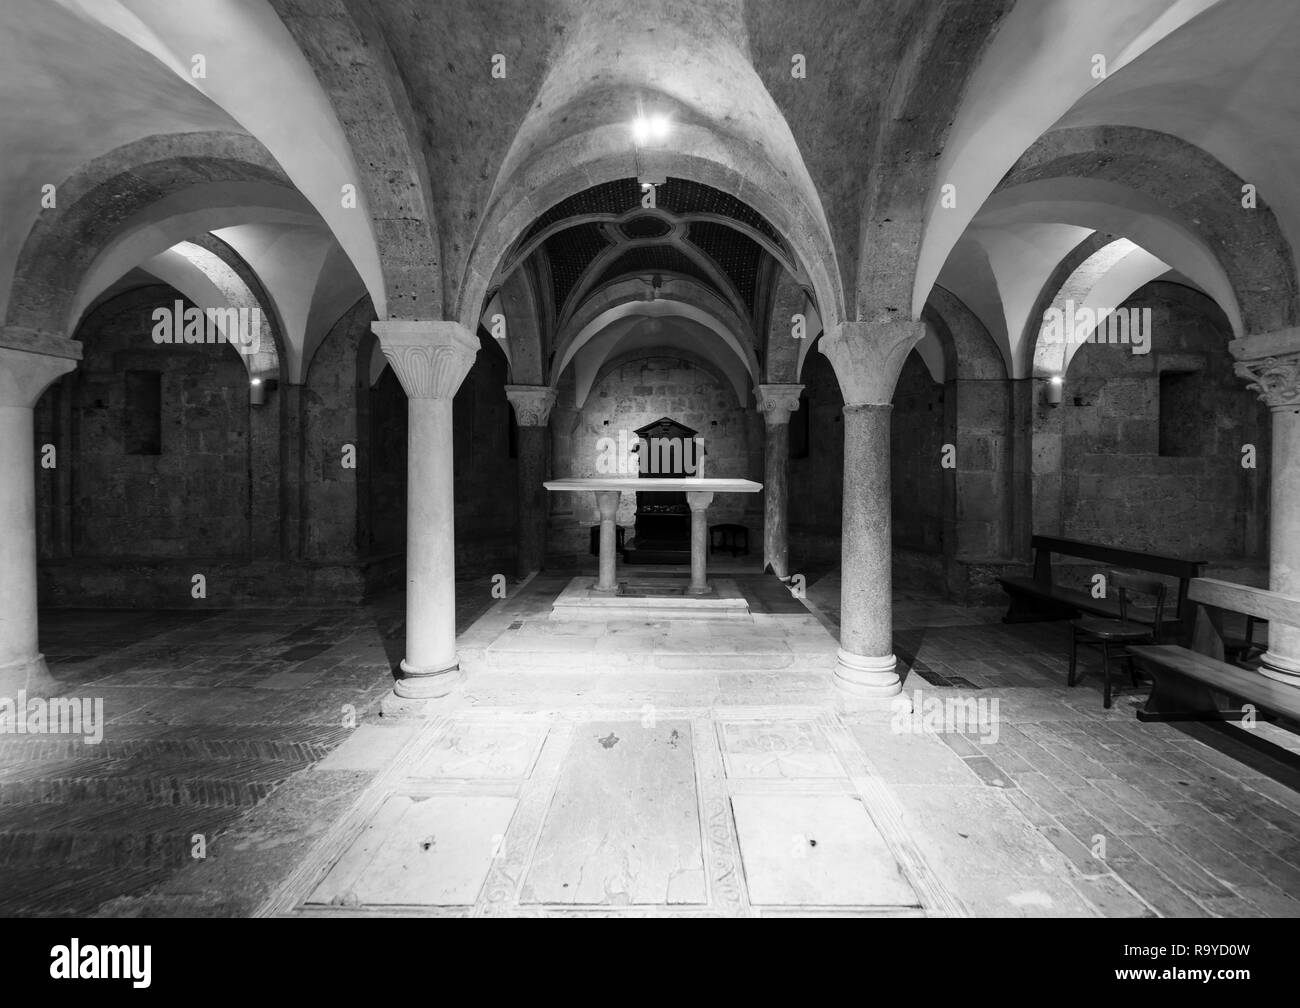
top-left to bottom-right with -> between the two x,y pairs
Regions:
3,0 -> 1300,918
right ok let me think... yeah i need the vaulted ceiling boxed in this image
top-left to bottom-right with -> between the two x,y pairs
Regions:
4,0 -> 1299,394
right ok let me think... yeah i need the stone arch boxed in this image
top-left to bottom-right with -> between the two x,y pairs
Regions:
6,131 -> 288,338
268,0 -> 443,320
556,294 -> 758,402
588,345 -> 742,410
855,0 -> 1015,319
999,125 -> 1299,335
1031,239 -> 1168,380
459,125 -> 845,340
924,285 -> 1005,382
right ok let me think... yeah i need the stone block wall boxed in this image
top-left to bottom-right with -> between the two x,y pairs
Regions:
789,343 -> 844,566
52,286 -> 253,563
554,355 -> 759,554
1046,282 -> 1270,563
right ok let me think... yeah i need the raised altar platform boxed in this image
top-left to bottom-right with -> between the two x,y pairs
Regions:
550,574 -> 752,621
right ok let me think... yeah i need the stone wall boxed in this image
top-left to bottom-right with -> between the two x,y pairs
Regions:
453,335 -> 516,570
890,351 -> 947,556
553,355 -> 760,555
35,288 -> 521,606
1042,282 -> 1270,565
788,343 -> 843,567
51,286 -> 253,563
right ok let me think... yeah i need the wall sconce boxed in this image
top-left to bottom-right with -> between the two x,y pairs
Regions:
250,377 -> 278,407
1045,375 -> 1064,407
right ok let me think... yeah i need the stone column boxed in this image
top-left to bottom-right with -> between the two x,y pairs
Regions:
373,320 -> 479,701
755,384 -> 803,578
504,385 -> 557,579
0,331 -> 80,698
819,319 -> 924,699
594,490 -> 621,591
686,490 -> 715,594
1232,331 -> 1300,684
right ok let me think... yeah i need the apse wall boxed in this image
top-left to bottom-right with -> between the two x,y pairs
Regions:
551,355 -> 761,555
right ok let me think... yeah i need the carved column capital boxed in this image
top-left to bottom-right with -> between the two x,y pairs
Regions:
372,320 -> 478,400
755,383 -> 804,426
819,319 -> 925,406
1231,330 -> 1300,412
0,329 -> 81,408
685,491 -> 715,512
504,384 -> 558,427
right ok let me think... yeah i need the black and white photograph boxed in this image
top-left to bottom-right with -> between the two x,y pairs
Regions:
0,0 -> 1295,972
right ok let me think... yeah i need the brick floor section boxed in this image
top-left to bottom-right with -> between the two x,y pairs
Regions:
2,579 -> 498,916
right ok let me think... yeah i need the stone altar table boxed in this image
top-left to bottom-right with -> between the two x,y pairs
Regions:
543,477 -> 762,595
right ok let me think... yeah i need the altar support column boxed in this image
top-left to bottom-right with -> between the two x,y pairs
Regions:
1232,330 -> 1300,684
504,385 -> 557,579
756,384 -> 803,578
373,321 -> 479,702
686,490 -> 715,595
594,490 -> 621,592
820,320 -> 924,699
0,333 -> 80,699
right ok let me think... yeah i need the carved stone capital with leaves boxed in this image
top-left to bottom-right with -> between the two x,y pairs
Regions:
372,320 -> 478,400
504,384 -> 558,427
1231,329 -> 1300,412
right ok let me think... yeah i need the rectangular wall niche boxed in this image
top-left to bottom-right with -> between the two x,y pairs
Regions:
1158,370 -> 1202,458
123,369 -> 162,455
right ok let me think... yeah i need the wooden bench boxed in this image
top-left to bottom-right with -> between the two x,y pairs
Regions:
998,535 -> 1205,640
1128,578 -> 1300,724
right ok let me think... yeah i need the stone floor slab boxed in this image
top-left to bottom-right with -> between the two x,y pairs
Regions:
731,794 -> 918,908
309,794 -> 517,907
520,720 -> 705,906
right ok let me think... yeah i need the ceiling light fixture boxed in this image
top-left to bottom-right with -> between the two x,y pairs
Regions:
631,112 -> 670,147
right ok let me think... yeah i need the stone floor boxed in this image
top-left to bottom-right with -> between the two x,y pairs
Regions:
5,565 -> 1300,917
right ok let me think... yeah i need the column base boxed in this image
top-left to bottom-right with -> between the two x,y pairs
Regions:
685,584 -> 714,597
833,648 -> 901,699
590,581 -> 621,595
0,653 -> 58,699
1258,650 -> 1300,686
392,658 -> 464,699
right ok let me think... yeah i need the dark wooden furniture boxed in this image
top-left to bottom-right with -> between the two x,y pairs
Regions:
1128,578 -> 1300,724
998,536 -> 1205,639
709,523 -> 749,557
1068,571 -> 1166,709
625,416 -> 698,564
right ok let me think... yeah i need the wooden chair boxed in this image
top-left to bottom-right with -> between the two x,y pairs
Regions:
1067,570 -> 1167,709
709,523 -> 749,557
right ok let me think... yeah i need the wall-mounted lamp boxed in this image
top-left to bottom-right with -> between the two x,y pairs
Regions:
1045,375 -> 1064,407
250,377 -> 278,407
